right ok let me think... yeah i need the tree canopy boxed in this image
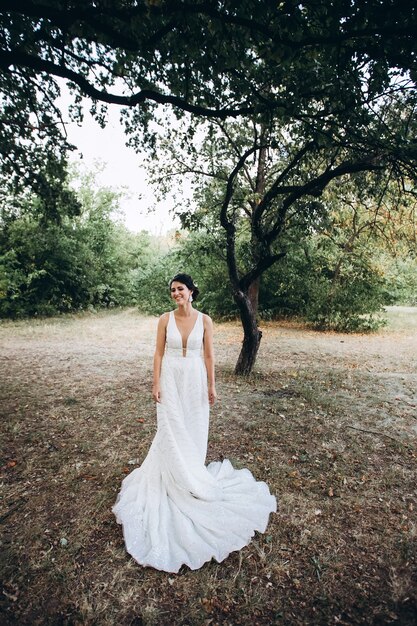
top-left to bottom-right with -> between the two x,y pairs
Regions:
1,1 -> 416,177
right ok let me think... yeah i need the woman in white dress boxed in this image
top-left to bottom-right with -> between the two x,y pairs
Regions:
112,274 -> 276,573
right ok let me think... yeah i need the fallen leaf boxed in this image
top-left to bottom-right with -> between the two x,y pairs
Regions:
2,589 -> 18,602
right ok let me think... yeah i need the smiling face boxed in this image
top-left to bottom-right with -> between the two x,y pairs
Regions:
170,281 -> 192,305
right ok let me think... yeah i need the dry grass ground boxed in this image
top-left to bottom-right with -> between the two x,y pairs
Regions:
1,307 -> 416,626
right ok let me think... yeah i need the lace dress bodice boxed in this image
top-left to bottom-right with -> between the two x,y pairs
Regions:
165,310 -> 203,358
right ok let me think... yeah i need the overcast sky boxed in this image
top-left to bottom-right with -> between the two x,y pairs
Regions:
58,88 -> 179,235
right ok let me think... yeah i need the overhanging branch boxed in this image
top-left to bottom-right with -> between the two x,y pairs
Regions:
0,50 -> 254,118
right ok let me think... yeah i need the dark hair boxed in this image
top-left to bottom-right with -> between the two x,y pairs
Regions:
169,273 -> 200,301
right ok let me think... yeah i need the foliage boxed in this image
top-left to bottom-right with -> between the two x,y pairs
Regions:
132,243 -> 179,316
262,237 -> 389,332
1,1 -> 417,182
383,256 -> 417,306
143,32 -> 417,374
134,228 -> 242,318
256,176 -> 417,331
257,176 -> 416,332
0,167 -> 155,318
147,116 -> 417,347
0,213 -> 88,317
172,230 -> 237,318
139,183 -> 416,332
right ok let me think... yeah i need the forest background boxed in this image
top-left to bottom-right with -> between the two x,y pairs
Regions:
1,156 -> 416,329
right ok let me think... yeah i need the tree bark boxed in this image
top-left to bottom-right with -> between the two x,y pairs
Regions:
234,289 -> 262,376
247,276 -> 260,318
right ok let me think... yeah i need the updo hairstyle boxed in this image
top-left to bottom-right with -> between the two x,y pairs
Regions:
169,273 -> 200,302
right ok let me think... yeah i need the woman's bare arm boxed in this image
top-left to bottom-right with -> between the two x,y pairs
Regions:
152,313 -> 168,403
203,314 -> 217,405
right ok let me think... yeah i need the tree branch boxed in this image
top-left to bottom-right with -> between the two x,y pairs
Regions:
1,1 -> 148,50
0,50 -> 255,118
4,0 -> 417,49
220,144 -> 262,287
215,121 -> 256,192
253,140 -> 315,237
239,252 -> 286,291
266,158 -> 384,245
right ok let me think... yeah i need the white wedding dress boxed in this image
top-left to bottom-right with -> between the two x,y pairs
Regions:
112,310 -> 277,573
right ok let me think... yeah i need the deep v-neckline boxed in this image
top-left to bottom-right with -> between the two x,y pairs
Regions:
172,311 -> 199,356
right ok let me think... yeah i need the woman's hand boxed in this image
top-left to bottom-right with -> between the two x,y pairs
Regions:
208,384 -> 217,406
152,384 -> 161,403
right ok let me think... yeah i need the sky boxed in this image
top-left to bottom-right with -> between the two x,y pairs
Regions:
58,89 -> 180,235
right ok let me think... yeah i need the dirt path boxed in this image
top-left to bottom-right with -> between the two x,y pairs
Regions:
1,307 -> 416,625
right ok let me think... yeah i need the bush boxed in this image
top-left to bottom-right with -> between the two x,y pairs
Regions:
0,204 -> 155,318
253,229 -> 393,331
382,256 -> 417,306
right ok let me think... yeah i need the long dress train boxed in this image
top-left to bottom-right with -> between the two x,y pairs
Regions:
112,310 -> 277,573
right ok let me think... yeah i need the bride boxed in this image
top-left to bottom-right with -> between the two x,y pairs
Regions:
112,273 -> 276,573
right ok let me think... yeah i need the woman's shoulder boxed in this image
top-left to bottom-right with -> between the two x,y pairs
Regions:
202,312 -> 213,326
158,311 -> 171,325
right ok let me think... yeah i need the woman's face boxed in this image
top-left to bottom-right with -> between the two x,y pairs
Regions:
170,281 -> 192,305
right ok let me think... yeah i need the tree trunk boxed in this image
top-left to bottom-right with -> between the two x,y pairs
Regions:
234,288 -> 262,376
235,134 -> 265,369
247,276 -> 260,318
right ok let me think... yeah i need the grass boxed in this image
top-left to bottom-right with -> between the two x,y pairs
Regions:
1,307 -> 416,625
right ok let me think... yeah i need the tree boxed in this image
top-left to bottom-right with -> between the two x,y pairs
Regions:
1,1 -> 417,371
0,164 -> 154,316
147,99 -> 417,372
